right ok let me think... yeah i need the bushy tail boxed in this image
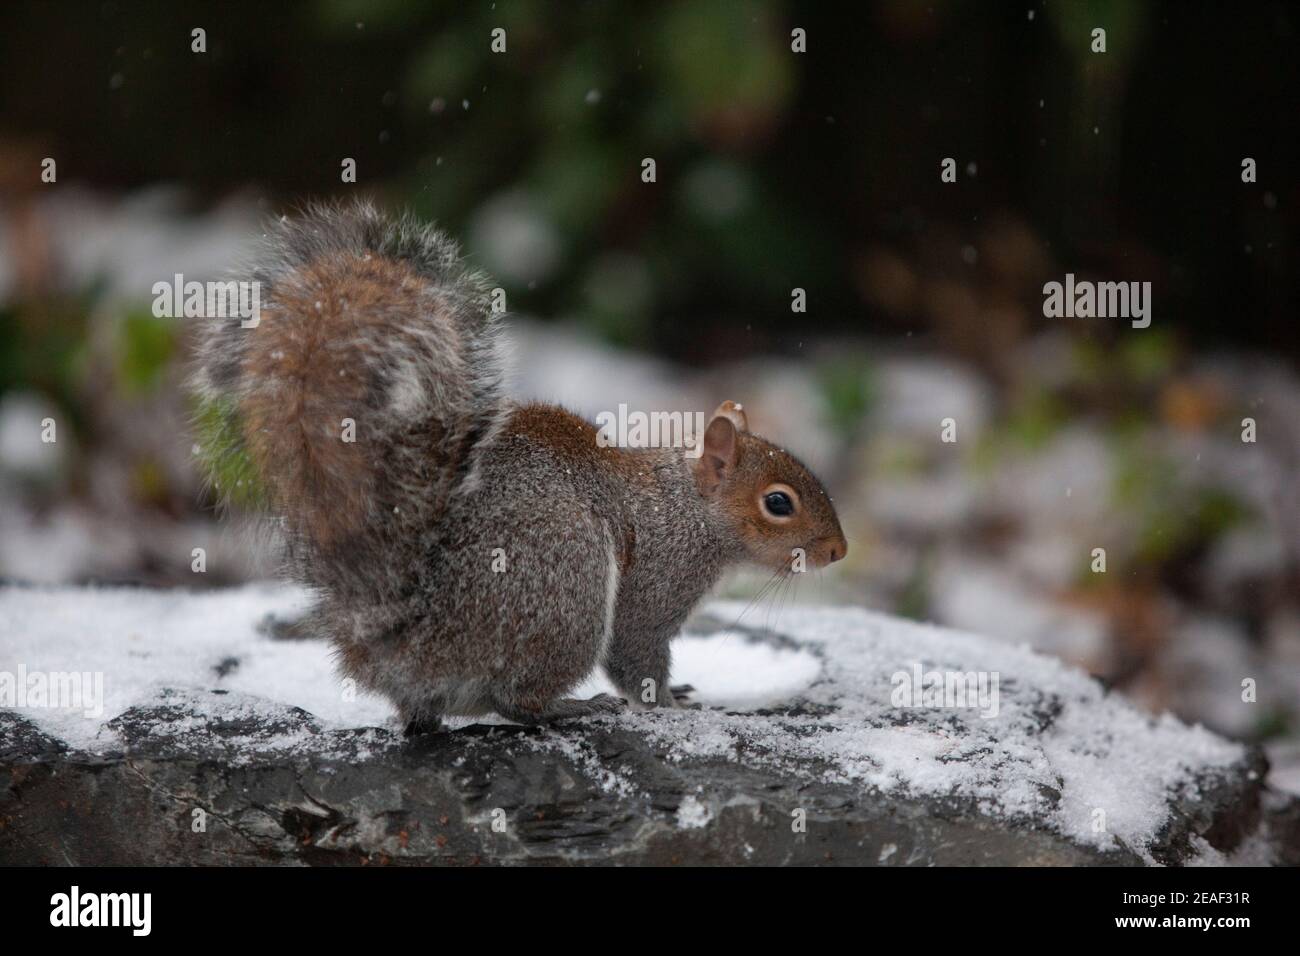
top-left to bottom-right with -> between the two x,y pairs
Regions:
190,200 -> 505,597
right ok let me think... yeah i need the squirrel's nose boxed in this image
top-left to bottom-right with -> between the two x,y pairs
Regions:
826,536 -> 848,564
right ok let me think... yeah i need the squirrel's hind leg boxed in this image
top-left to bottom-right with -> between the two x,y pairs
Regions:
402,714 -> 444,736
399,697 -> 446,736
491,693 -> 626,726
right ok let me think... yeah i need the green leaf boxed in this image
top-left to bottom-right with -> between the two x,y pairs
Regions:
117,311 -> 177,396
192,396 -> 266,510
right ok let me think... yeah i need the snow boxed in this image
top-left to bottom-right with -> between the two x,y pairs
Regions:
874,358 -> 993,439
0,584 -> 391,753
0,583 -> 1246,857
3,187 -> 262,309
675,794 -> 712,829
0,583 -> 818,751
0,391 -> 65,478
583,634 -> 822,710
931,558 -> 1109,665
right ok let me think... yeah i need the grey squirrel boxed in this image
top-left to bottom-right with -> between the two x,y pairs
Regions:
192,200 -> 847,732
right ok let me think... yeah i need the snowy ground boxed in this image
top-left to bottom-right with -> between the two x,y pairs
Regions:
0,582 -> 1255,861
0,583 -> 822,747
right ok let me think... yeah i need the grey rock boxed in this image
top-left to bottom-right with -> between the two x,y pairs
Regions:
0,612 -> 1288,866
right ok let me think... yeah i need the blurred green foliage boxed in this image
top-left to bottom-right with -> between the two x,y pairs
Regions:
331,0 -> 834,355
1111,438 -> 1251,570
0,301 -> 91,437
116,311 -> 177,396
1003,388 -> 1069,451
817,354 -> 875,441
192,396 -> 266,510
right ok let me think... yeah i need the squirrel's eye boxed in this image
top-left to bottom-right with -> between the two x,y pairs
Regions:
763,491 -> 794,517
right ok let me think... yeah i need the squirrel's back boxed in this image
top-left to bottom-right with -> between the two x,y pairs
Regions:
191,200 -> 506,598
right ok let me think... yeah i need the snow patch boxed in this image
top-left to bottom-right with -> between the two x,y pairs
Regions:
676,794 -> 712,829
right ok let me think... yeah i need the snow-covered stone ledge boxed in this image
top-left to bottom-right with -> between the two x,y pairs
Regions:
0,585 -> 1291,865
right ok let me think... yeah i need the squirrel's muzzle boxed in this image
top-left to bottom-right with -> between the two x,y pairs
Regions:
815,535 -> 848,566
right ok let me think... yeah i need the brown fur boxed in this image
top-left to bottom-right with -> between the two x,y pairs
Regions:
192,201 -> 845,730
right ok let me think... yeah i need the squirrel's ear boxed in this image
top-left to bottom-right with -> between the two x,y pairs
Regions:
694,413 -> 739,496
711,400 -> 748,433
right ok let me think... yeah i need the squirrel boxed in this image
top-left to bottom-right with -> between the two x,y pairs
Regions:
191,200 -> 847,732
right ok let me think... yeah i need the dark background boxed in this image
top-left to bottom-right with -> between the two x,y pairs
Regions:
1,0 -> 1295,359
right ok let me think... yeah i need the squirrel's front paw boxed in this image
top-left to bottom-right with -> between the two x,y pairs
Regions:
584,692 -> 629,715
550,693 -> 628,721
